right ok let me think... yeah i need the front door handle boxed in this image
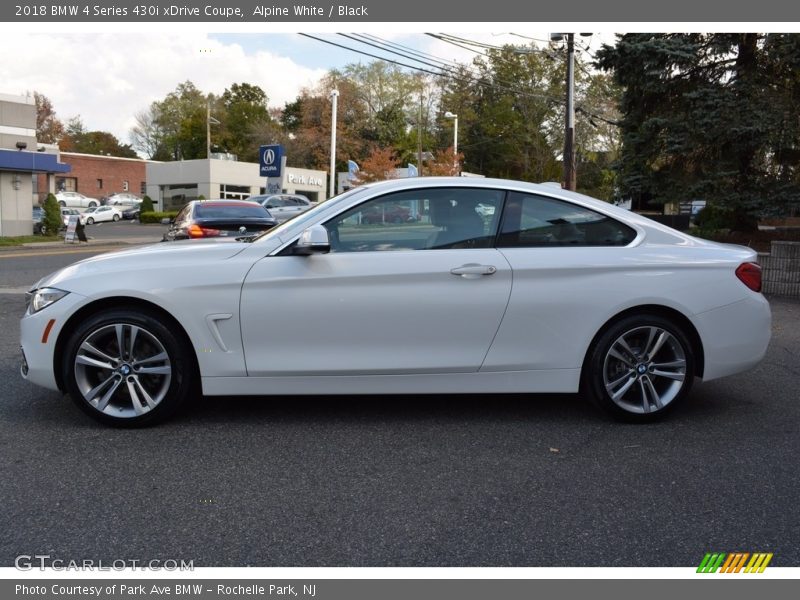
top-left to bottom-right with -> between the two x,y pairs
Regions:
450,264 -> 497,279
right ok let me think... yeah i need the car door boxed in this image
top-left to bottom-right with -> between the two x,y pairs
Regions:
240,187 -> 512,376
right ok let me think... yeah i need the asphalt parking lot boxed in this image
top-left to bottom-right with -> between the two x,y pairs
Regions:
0,244 -> 798,567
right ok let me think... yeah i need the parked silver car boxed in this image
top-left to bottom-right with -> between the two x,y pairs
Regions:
55,191 -> 99,208
249,194 -> 316,223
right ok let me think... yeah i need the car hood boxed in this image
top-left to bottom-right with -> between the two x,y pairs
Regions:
32,239 -> 258,292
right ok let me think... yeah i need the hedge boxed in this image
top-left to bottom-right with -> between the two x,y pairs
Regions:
140,211 -> 179,224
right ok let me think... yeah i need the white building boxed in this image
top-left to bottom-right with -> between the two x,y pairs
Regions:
146,158 -> 327,211
0,94 -> 71,236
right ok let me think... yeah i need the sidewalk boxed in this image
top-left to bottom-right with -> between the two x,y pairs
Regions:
21,235 -> 161,248
0,235 -> 163,253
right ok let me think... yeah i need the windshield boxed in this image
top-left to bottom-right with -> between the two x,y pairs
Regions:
250,187 -> 369,243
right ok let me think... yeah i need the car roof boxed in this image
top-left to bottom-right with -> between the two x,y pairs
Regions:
192,199 -> 260,207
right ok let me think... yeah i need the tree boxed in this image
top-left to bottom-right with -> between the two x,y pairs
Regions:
60,116 -> 137,157
358,146 -> 401,182
41,193 -> 62,237
438,45 -> 563,182
130,104 -> 168,160
425,147 -> 464,176
34,92 -> 64,144
218,83 -> 273,162
597,33 -> 800,227
150,81 -> 208,160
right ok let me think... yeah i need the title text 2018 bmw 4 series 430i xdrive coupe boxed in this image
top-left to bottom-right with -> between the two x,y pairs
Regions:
20,178 -> 771,426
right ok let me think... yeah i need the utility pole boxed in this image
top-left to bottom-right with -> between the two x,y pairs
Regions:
552,32 -> 591,191
417,82 -> 423,176
564,33 -> 576,191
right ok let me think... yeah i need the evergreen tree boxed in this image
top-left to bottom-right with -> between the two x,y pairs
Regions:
597,33 -> 800,228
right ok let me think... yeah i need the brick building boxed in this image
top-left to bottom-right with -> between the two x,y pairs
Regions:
37,152 -> 150,202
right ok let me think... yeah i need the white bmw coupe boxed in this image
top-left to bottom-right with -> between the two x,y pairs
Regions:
20,178 -> 771,426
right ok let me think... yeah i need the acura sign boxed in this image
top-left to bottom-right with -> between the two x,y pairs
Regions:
259,144 -> 283,177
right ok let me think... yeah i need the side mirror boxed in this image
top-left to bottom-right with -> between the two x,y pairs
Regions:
294,224 -> 330,255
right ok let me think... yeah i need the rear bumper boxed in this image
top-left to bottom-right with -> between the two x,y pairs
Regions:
693,294 -> 772,381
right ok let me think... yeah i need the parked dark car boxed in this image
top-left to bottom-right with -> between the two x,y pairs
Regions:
121,206 -> 141,220
162,200 -> 277,242
32,206 -> 45,234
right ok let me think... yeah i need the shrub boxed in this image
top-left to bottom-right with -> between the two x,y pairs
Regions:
139,211 -> 179,224
694,204 -> 758,232
42,193 -> 62,236
141,195 -> 154,213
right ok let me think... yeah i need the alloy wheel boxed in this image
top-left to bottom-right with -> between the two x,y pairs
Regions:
73,323 -> 172,418
602,325 -> 687,414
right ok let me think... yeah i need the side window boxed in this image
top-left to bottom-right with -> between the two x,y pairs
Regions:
498,193 -> 636,247
324,188 -> 505,253
265,198 -> 284,209
174,205 -> 190,223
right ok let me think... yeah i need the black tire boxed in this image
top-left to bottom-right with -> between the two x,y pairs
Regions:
61,308 -> 194,427
86,217 -> 94,225
58,201 -> 66,207
88,202 -> 97,208
583,313 -> 695,422
113,214 -> 120,222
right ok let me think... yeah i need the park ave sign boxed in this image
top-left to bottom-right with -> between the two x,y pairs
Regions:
288,173 -> 324,186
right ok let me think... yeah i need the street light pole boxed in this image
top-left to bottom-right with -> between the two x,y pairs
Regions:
329,89 -> 339,199
444,111 -> 458,175
206,101 -> 220,159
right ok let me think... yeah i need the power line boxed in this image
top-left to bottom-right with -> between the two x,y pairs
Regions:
298,33 -> 444,78
338,33 -> 458,74
299,33 -> 620,128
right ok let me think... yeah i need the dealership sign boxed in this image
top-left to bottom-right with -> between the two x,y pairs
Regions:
259,145 -> 283,177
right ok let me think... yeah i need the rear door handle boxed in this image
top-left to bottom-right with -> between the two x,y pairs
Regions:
450,264 -> 497,279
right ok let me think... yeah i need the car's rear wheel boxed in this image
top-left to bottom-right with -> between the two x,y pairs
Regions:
88,202 -> 97,208
584,314 -> 695,422
58,201 -> 66,207
61,309 -> 194,426
112,214 -> 120,222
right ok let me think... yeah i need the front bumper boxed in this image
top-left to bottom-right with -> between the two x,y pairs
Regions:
19,291 -> 87,391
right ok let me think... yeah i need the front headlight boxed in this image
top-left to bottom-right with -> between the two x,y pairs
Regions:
28,287 -> 69,314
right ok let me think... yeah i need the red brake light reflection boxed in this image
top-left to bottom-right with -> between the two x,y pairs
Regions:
736,262 -> 762,293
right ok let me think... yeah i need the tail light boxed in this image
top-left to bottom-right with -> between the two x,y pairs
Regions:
188,224 -> 221,238
736,262 -> 762,292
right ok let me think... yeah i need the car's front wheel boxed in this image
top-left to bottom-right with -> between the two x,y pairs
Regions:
88,202 -> 97,208
112,214 -> 120,222
86,217 -> 94,225
61,308 -> 194,426
584,314 -> 695,422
